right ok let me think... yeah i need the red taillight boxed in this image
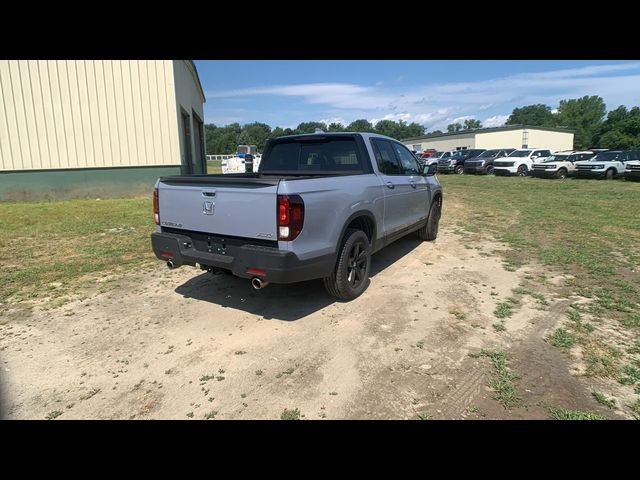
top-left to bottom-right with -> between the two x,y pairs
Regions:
277,194 -> 304,241
153,188 -> 160,225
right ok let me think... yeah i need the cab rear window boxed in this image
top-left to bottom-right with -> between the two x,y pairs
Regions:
260,137 -> 365,174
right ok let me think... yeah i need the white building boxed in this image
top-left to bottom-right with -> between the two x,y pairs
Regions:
403,125 -> 574,153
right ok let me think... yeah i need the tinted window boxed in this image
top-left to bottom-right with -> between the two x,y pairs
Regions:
261,137 -> 364,173
593,151 -> 621,162
627,150 -> 640,161
392,143 -> 421,175
372,139 -> 402,175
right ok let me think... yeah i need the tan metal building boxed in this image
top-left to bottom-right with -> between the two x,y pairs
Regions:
0,60 -> 206,200
403,125 -> 574,153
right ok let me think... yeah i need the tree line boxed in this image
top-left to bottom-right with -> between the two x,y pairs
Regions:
205,119 -> 426,154
505,96 -> 640,150
205,95 -> 640,154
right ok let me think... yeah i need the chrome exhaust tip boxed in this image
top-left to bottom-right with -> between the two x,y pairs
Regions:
251,277 -> 269,290
166,260 -> 175,269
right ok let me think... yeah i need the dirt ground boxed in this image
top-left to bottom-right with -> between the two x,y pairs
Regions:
0,226 -> 627,420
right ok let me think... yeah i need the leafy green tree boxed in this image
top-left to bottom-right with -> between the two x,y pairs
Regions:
374,120 -> 401,138
401,121 -> 425,138
593,106 -> 640,149
506,104 -> 556,127
204,123 -> 242,154
327,122 -> 345,132
447,122 -> 463,133
463,119 -> 482,129
269,126 -> 286,138
556,95 -> 607,149
347,119 -> 375,132
238,122 -> 272,151
295,122 -> 328,134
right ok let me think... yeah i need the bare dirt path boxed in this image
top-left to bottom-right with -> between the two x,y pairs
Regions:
0,226 -> 624,420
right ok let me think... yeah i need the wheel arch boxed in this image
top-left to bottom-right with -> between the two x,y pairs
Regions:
337,211 -> 377,253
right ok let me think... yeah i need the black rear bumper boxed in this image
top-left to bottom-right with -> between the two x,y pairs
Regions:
151,231 -> 335,284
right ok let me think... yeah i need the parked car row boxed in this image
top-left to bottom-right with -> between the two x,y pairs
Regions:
427,147 -> 640,180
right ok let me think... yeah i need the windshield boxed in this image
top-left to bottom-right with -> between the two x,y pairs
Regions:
478,149 -> 501,158
545,155 -> 569,162
591,151 -> 621,162
508,150 -> 532,157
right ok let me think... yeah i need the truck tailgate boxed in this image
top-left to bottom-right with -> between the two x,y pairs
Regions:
157,176 -> 279,241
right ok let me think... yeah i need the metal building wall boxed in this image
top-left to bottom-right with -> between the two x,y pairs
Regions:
0,60 -> 181,171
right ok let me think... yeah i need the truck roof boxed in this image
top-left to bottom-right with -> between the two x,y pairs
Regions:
270,132 -> 399,142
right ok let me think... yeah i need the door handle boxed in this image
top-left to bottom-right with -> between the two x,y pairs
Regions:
409,181 -> 417,189
386,181 -> 395,189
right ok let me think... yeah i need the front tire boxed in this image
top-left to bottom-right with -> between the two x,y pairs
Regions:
323,229 -> 371,301
418,197 -> 442,241
604,168 -> 615,180
455,165 -> 464,174
517,164 -> 528,176
486,165 -> 494,175
556,168 -> 568,179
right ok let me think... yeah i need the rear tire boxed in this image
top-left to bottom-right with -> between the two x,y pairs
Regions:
418,197 -> 442,241
556,168 -> 568,179
323,229 -> 371,301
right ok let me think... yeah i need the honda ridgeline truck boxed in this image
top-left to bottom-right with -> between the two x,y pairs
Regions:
151,133 -> 443,300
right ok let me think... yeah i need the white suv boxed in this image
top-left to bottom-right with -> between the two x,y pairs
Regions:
574,150 -> 628,179
624,150 -> 640,181
531,150 -> 595,179
493,148 -> 552,177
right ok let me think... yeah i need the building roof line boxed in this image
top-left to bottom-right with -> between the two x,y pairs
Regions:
184,60 -> 206,103
401,124 -> 574,142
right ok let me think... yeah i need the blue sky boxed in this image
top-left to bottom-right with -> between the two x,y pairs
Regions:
194,60 -> 640,132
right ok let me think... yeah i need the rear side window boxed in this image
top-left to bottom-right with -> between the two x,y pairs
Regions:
372,139 -> 402,175
260,137 -> 365,173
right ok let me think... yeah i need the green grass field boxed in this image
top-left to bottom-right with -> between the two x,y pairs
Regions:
0,197 -> 156,305
207,160 -> 222,174
439,174 -> 640,400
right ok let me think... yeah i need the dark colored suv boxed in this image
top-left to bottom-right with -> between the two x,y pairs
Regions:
463,148 -> 516,175
437,149 -> 486,174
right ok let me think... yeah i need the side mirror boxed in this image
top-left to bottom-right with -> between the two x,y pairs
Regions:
424,163 -> 437,176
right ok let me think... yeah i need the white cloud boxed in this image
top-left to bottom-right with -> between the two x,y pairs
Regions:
484,114 -> 509,128
319,117 -> 348,126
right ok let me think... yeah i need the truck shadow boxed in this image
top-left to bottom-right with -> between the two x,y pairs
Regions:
174,235 -> 422,321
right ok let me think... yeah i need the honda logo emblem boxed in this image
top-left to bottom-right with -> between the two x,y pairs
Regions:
202,201 -> 215,215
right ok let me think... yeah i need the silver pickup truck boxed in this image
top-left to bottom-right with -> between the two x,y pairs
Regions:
151,132 -> 443,300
